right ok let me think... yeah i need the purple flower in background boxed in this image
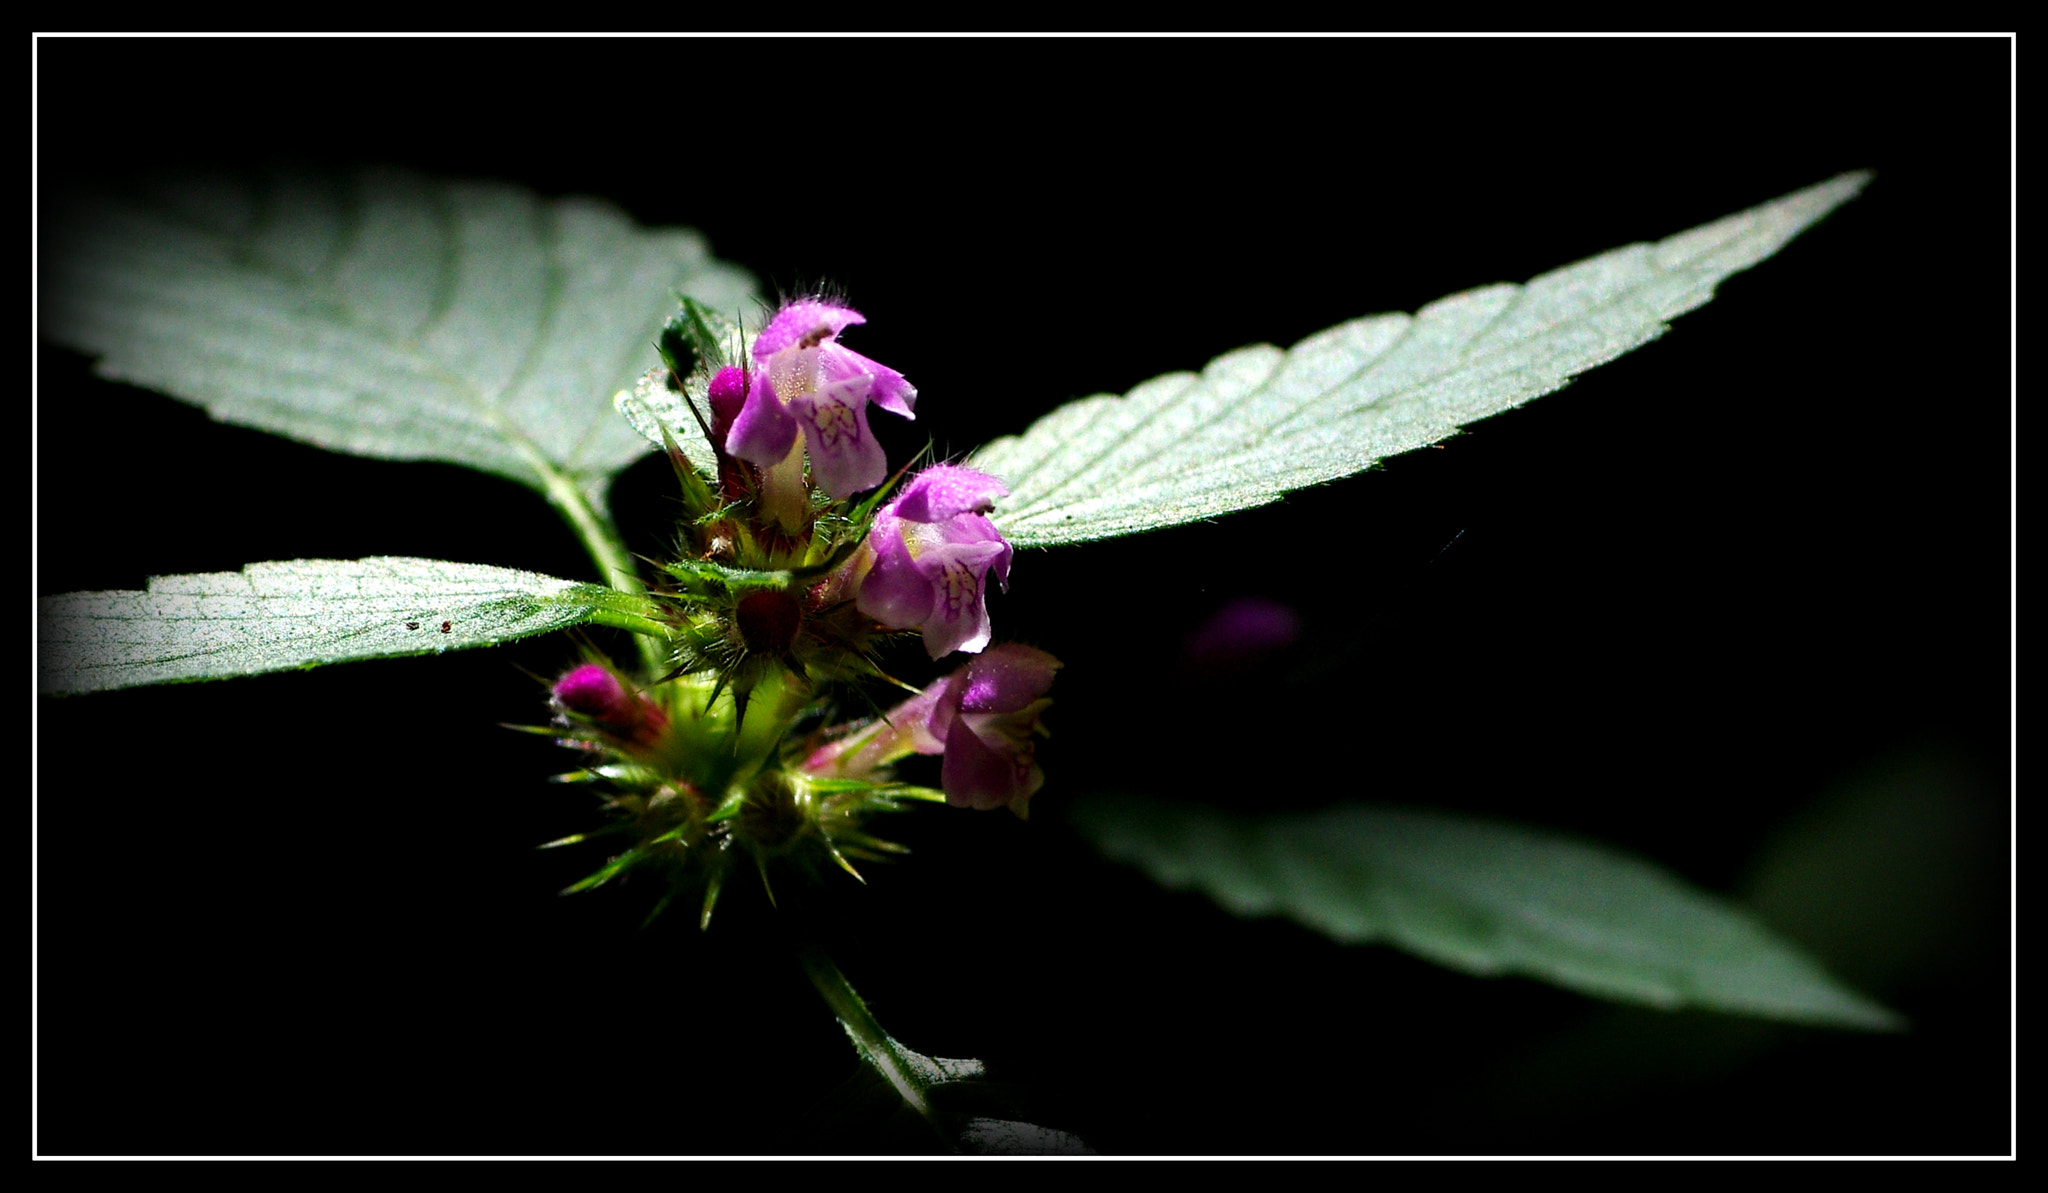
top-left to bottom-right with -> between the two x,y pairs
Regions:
1181,596 -> 1302,672
804,644 -> 1060,817
724,300 -> 917,499
856,464 -> 1013,658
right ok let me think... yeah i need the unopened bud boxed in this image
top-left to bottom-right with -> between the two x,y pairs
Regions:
552,664 -> 669,755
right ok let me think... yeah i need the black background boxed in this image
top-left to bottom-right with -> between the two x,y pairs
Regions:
36,37 -> 2011,1155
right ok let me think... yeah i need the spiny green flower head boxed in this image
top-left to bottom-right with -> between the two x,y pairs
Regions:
551,297 -> 1058,927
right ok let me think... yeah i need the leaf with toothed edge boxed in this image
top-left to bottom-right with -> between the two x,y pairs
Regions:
972,173 -> 1870,549
45,166 -> 756,502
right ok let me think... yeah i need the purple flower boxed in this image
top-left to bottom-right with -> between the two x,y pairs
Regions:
724,300 -> 917,500
933,644 -> 1061,815
804,644 -> 1061,817
856,465 -> 1014,658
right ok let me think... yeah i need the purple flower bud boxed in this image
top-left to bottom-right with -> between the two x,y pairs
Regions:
707,365 -> 750,443
856,465 -> 1014,658
552,663 -> 668,755
703,365 -> 756,504
802,644 -> 1060,817
724,300 -> 917,500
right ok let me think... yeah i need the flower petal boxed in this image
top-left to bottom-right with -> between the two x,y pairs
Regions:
889,464 -> 1009,524
752,299 -> 864,360
941,714 -> 1036,811
822,343 -> 917,418
790,375 -> 886,497
911,536 -> 1007,657
855,514 -> 938,631
958,644 -> 1062,714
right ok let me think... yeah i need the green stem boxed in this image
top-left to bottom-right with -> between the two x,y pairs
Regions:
732,665 -> 809,775
585,608 -> 675,641
530,457 -> 665,676
539,468 -> 643,597
791,932 -> 954,1149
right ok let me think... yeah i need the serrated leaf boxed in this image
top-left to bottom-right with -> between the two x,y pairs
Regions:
973,172 -> 1870,548
38,558 -> 650,695
1071,794 -> 1903,1031
45,167 -> 755,497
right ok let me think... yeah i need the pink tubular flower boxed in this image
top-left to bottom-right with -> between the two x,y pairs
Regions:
856,465 -> 1013,658
724,300 -> 917,499
934,644 -> 1061,815
804,644 -> 1061,817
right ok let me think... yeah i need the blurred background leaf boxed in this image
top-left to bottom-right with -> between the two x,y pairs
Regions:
1072,795 -> 1901,1030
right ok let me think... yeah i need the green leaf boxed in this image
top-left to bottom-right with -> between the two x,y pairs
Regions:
973,172 -> 1870,548
46,167 -> 755,497
38,558 -> 658,695
1071,793 -> 1903,1031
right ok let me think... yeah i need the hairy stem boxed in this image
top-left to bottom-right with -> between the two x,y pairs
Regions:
530,458 -> 665,676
